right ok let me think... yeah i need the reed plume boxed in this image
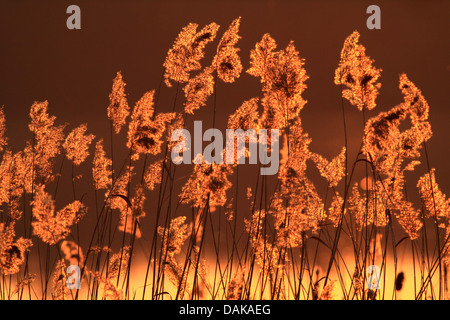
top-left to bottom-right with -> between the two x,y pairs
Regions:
334,30 -> 382,111
164,22 -> 220,87
107,71 -> 129,134
28,101 -> 65,183
0,107 -> 6,152
63,123 -> 95,166
31,184 -> 87,245
92,138 -> 112,190
127,90 -> 175,159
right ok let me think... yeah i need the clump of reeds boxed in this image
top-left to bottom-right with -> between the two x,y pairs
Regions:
0,18 -> 448,301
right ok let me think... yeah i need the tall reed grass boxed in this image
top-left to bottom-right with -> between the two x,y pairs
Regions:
0,18 -> 447,300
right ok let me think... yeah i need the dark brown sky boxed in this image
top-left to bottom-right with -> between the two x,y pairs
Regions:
1,1 -> 449,158
0,0 -> 449,247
